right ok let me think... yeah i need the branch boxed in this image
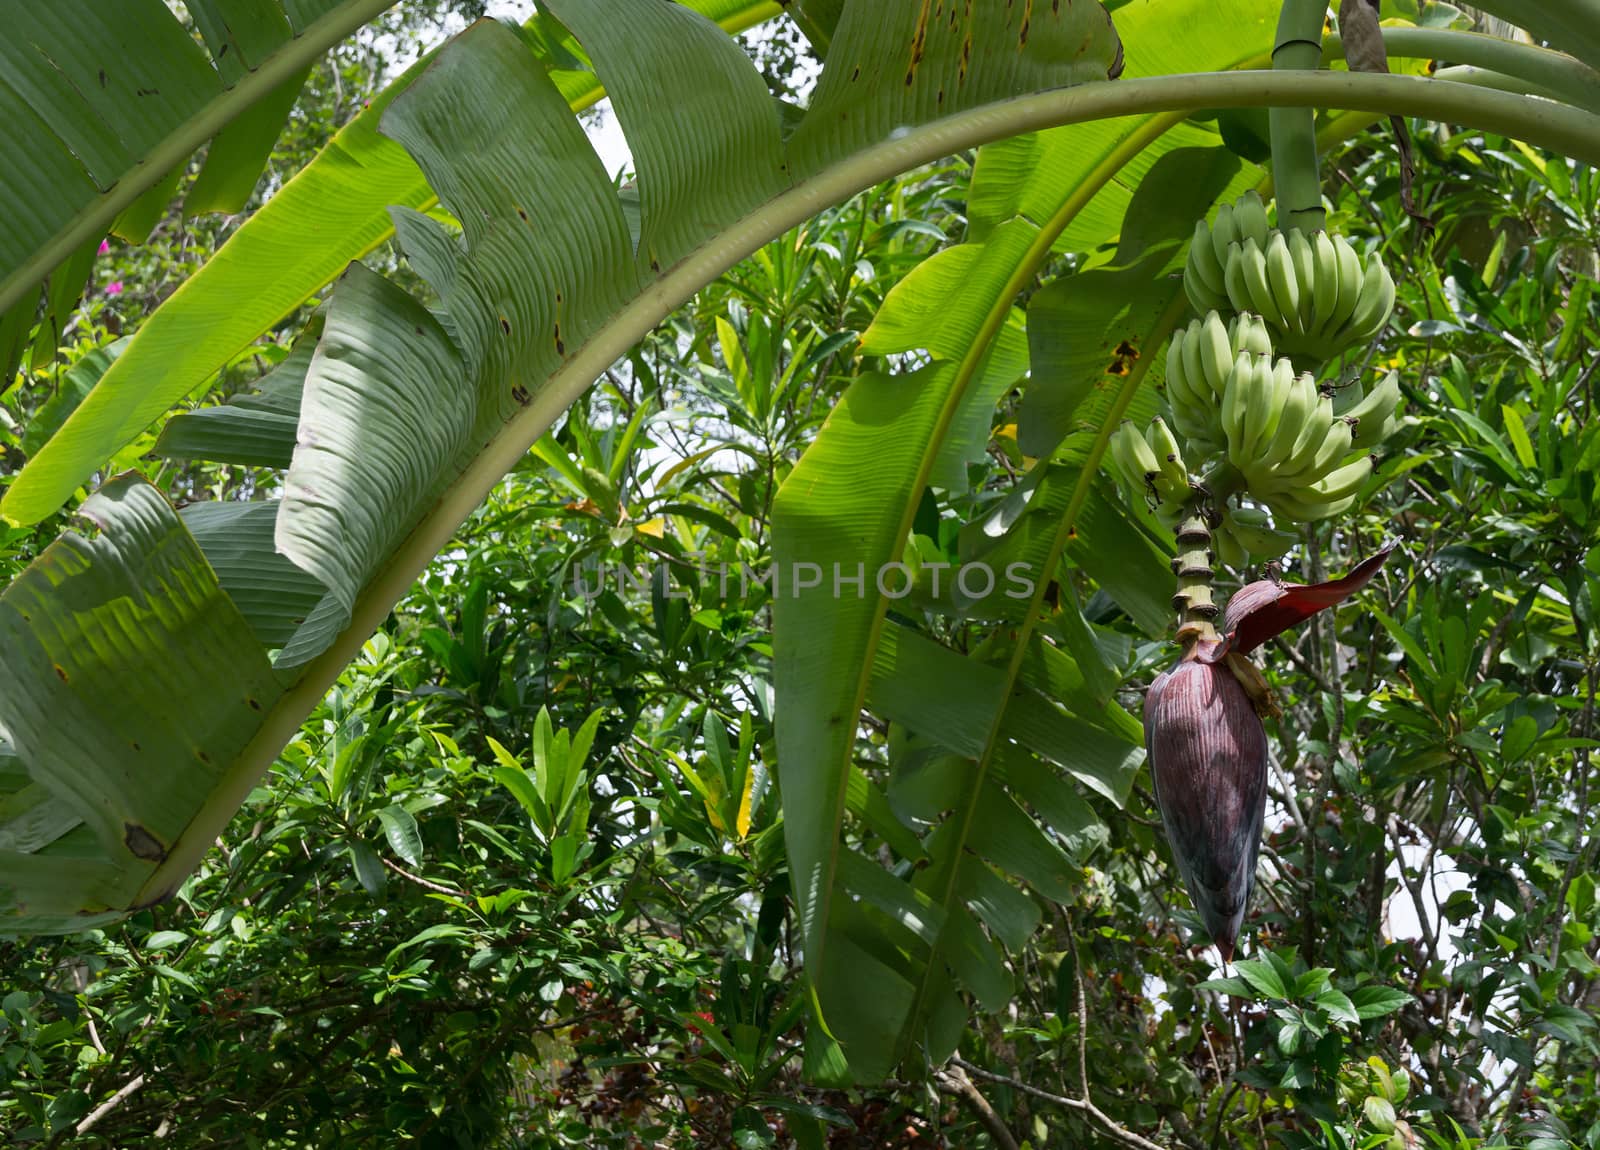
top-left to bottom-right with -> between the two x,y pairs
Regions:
952,1058 -> 1173,1150
932,1065 -> 1021,1150
74,1073 -> 147,1137
380,857 -> 472,899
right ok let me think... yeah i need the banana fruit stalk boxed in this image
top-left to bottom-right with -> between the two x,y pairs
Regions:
1185,191 -> 1397,365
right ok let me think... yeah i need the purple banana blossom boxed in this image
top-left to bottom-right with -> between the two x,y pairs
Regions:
1146,545 -> 1394,960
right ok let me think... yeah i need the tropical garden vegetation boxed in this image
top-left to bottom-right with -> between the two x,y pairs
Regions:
1,0 -> 1598,1146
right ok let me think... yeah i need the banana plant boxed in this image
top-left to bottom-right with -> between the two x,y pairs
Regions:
2,0 -> 1600,1086
0,0 -> 407,382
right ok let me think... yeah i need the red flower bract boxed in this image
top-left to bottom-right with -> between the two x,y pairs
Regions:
1147,546 -> 1396,959
1145,638 -> 1267,962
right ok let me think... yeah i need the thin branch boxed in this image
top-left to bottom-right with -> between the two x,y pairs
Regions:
380,857 -> 472,899
75,1073 -> 147,1137
932,1066 -> 1021,1150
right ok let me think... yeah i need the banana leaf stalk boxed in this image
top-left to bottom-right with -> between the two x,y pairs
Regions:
1147,544 -> 1393,959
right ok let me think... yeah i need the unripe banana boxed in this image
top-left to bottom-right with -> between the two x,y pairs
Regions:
1238,356 -> 1287,463
1229,504 -> 1273,528
1266,487 -> 1358,523
1179,320 -> 1209,402
1221,350 -> 1257,456
1228,313 -> 1273,359
1224,240 -> 1253,319
1287,229 -> 1316,332
1278,394 -> 1336,480
1308,454 -> 1374,501
1341,253 -> 1396,345
1146,417 -> 1190,501
1345,371 -> 1403,449
1199,311 -> 1234,394
1225,512 -> 1298,559
1257,370 -> 1318,471
1330,377 -> 1365,418
1236,239 -> 1282,326
1293,416 -> 1356,484
1311,230 -> 1340,334
1233,190 -> 1271,250
1212,524 -> 1248,569
1264,231 -> 1303,335
1188,218 -> 1227,296
1329,235 -> 1365,334
1210,202 -> 1240,269
1186,242 -> 1231,315
1110,420 -> 1159,491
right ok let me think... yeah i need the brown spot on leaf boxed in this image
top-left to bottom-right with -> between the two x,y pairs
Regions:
512,385 -> 532,406
53,664 -> 69,682
98,69 -> 107,87
499,316 -> 511,335
555,326 -> 565,356
516,206 -> 528,222
247,697 -> 263,712
124,823 -> 167,862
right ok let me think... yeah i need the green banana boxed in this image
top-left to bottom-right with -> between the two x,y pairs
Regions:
1329,235 -> 1365,334
1220,350 -> 1257,458
1256,370 -> 1318,471
1212,523 -> 1248,568
1264,231 -> 1302,335
1146,417 -> 1190,502
1266,487 -> 1359,523
1287,228 -> 1316,332
1344,371 -> 1402,449
1308,454 -> 1374,501
1109,420 -> 1159,491
1188,219 -> 1227,294
1311,230 -> 1339,334
1291,415 -> 1356,484
1228,312 -> 1273,360
1237,356 -> 1284,463
1276,394 -> 1337,481
1225,508 -> 1297,559
1237,238 -> 1282,326
1210,201 -> 1240,269
1199,311 -> 1234,393
1186,245 -> 1230,315
1233,190 -> 1271,250
1340,253 -> 1395,345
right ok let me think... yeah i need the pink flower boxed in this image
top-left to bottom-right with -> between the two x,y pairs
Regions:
105,281 -> 122,296
98,239 -> 109,255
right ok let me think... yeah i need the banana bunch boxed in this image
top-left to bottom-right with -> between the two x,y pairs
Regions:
1218,350 -> 1390,523
1109,417 -> 1191,525
1185,191 -> 1396,363
1164,310 -> 1273,453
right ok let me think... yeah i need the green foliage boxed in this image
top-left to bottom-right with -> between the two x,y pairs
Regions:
2,2 -> 1600,1148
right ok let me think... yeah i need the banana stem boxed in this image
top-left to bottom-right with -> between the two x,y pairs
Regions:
1173,505 -> 1221,641
1270,0 -> 1329,233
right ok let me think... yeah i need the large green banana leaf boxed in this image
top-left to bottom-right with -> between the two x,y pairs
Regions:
4,0 -> 1600,1085
0,0 -> 785,527
0,0 -> 1123,941
0,0 -> 404,368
